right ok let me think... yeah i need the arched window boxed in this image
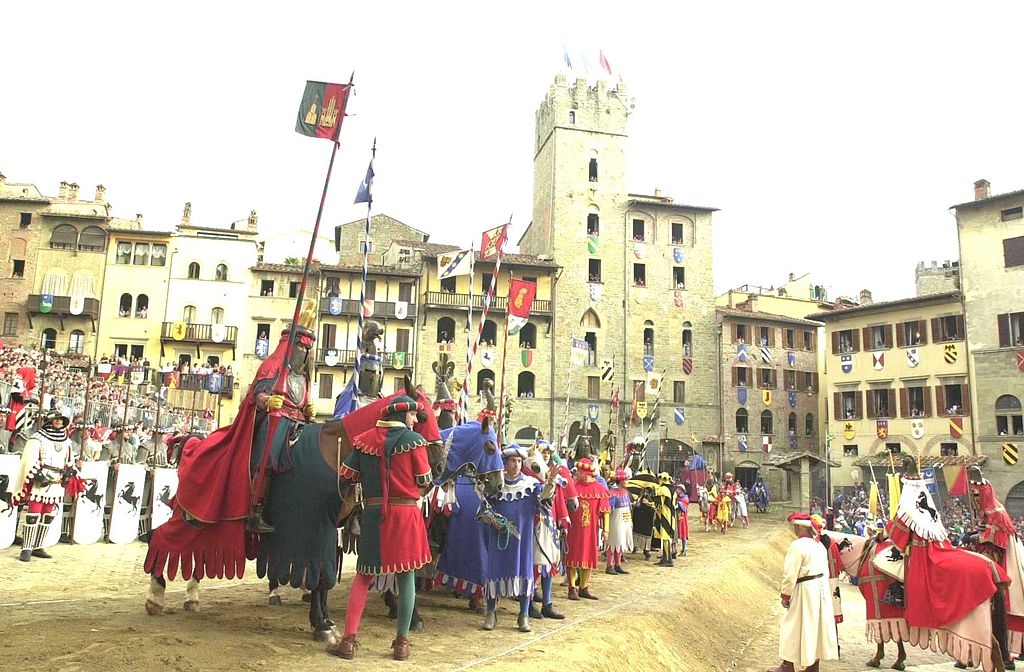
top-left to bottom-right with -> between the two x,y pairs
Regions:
997,395 -> 1024,436
514,426 -> 540,447
760,410 -> 773,434
187,262 -> 200,279
437,317 -> 456,344
519,323 -> 537,349
211,307 -> 225,324
643,320 -> 654,356
788,412 -> 797,435
518,372 -> 536,397
805,412 -> 815,436
735,408 -> 749,433
477,368 -> 495,394
68,330 -> 85,354
481,320 -> 497,346
78,225 -> 107,251
50,224 -> 78,249
183,305 -> 197,323
135,294 -> 149,318
581,308 -> 601,329
41,268 -> 70,296
40,328 -> 57,350
682,321 -> 693,357
119,293 -> 133,317
215,263 -> 228,281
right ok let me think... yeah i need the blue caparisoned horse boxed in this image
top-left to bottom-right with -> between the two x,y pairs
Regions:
432,419 -> 505,610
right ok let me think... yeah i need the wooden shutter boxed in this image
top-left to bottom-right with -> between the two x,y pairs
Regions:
960,384 -> 971,415
771,369 -> 778,388
883,324 -> 893,348
931,318 -> 942,342
396,328 -> 410,352
862,327 -> 872,349
731,323 -> 738,343
831,331 -> 840,354
398,282 -> 413,303
866,391 -> 876,419
887,390 -> 897,418
955,315 -> 965,340
732,367 -> 738,387
812,372 -> 819,391
934,386 -> 945,416
318,372 -> 333,399
851,328 -> 861,352
896,322 -> 906,347
899,388 -> 909,418
918,319 -> 929,345
769,327 -> 776,347
998,313 -> 1011,347
854,391 -> 863,419
923,386 -> 932,417
833,392 -> 841,420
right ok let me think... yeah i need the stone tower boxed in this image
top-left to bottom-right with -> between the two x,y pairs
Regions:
520,75 -> 720,468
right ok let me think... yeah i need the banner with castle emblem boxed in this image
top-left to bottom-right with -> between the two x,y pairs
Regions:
788,391 -> 797,408
943,343 -> 958,364
673,248 -> 684,263
682,358 -> 693,375
394,300 -> 409,320
911,418 -> 925,440
295,80 -> 351,141
587,235 -> 599,254
738,436 -> 748,452
69,294 -> 85,316
876,419 -> 889,439
906,347 -> 920,368
634,242 -> 646,259
843,422 -> 855,440
787,351 -> 796,367
737,387 -> 748,405
872,353 -> 885,371
329,295 -> 343,315
39,294 -> 53,314
674,408 -> 685,425
589,283 -> 603,303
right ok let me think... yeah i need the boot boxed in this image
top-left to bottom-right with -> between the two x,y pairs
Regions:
326,634 -> 358,659
541,603 -> 565,620
246,503 -> 275,534
482,610 -> 497,631
517,612 -> 531,633
659,558 -> 674,568
529,602 -> 543,619
391,635 -> 410,661
766,662 -> 795,672
32,548 -> 53,559
19,513 -> 40,563
19,549 -> 32,562
682,540 -> 688,556
615,565 -> 629,574
799,662 -> 819,672
567,586 -> 580,601
643,549 -> 651,560
578,587 -> 598,600
605,566 -> 617,575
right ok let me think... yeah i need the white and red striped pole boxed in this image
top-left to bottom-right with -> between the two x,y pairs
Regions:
455,245 -> 504,424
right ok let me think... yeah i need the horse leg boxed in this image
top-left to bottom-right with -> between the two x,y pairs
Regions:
310,585 -> 333,642
865,641 -> 883,667
320,586 -> 339,636
892,640 -> 906,671
268,579 -> 282,606
183,576 -> 200,611
146,575 -> 166,615
995,588 -> 1014,669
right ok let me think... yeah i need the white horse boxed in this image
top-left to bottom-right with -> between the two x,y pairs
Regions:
697,486 -> 712,533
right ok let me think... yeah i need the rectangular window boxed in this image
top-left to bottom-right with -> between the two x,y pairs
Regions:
865,325 -> 891,350
289,281 -> 300,298
2,312 -> 17,336
902,386 -> 930,417
785,329 -> 795,349
318,373 -> 333,399
673,267 -> 685,288
897,320 -> 927,346
802,330 -> 815,351
114,343 -> 128,358
886,443 -> 902,455
1004,236 -> 1024,268
735,366 -> 749,387
587,213 -> 599,236
364,279 -> 377,300
150,243 -> 167,266
12,259 -> 25,278
588,259 -> 602,282
587,376 -> 600,401
480,273 -> 493,294
736,324 -> 749,344
867,389 -> 895,418
20,213 -> 31,228
836,391 -> 862,420
130,344 -> 144,360
940,443 -> 959,457
843,445 -> 859,458
632,219 -> 645,241
758,326 -> 772,347
522,276 -> 537,285
940,383 -> 967,416
569,111 -> 575,125
736,412 -> 749,433
671,222 -> 684,245
933,315 -> 965,342
440,277 -> 457,293
997,411 -> 1024,436
398,282 -> 414,303
633,263 -> 646,286
115,241 -> 132,264
133,243 -> 149,265
256,322 -> 271,344
673,381 -> 685,403
588,158 -> 598,182
395,328 -> 411,353
783,370 -> 796,390
759,368 -> 775,389
260,279 -> 274,296
1001,207 -> 1024,222
320,323 -> 336,350
835,328 -> 859,353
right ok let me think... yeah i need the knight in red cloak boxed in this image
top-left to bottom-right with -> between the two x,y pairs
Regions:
6,365 -> 37,449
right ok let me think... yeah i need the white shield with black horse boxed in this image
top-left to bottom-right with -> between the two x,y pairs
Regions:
72,460 -> 110,545
150,467 -> 179,531
0,453 -> 20,549
109,463 -> 146,544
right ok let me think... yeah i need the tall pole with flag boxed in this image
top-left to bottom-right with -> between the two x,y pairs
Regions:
251,78 -> 352,518
498,275 -> 537,446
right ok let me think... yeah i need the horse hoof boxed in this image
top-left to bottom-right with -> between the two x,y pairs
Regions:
313,628 -> 333,642
865,659 -> 880,669
410,619 -> 424,633
183,600 -> 199,612
891,663 -> 905,671
145,600 -> 164,616
268,595 -> 282,606
301,592 -> 312,603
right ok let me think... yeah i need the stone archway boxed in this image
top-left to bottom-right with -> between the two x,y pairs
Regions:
1008,480 -> 1024,519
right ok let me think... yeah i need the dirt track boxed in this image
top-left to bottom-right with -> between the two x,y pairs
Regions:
0,513 -> 950,671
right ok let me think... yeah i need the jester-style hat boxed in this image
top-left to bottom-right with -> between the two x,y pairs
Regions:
576,457 -> 597,474
382,395 -> 425,420
658,471 -> 673,485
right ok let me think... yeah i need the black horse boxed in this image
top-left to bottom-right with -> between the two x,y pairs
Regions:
0,473 -> 14,516
119,482 -> 141,514
81,479 -> 103,512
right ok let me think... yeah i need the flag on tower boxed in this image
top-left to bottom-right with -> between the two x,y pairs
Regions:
295,80 -> 351,142
598,50 -> 612,75
480,224 -> 509,260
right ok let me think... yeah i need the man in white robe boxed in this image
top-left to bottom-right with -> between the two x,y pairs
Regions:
767,512 -> 839,672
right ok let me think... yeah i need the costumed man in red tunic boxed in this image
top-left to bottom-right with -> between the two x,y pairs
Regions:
327,395 -> 433,661
145,301 -> 317,581
6,364 -> 37,451
565,457 -> 610,600
675,483 -> 690,557
12,409 -> 86,561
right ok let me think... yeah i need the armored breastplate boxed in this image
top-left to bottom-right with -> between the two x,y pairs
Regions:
287,371 -> 307,405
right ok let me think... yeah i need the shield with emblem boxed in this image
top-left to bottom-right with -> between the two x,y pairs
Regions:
872,353 -> 885,371
949,417 -> 964,438
255,338 -> 270,358
840,354 -> 853,374
674,408 -> 685,425
634,242 -> 646,259
643,355 -> 654,373
40,294 -> 54,314
171,321 -> 187,341
760,347 -> 772,364
906,348 -> 920,368
944,343 -> 958,364
601,358 -> 614,382
207,372 -> 222,394
682,358 -> 693,375
324,349 -> 339,366
362,299 -> 374,319
130,367 -> 145,386
911,419 -> 925,440
392,352 -> 407,368
762,390 -> 772,406
481,349 -> 495,368
843,422 -> 855,440
673,248 -> 684,264
788,391 -> 797,408
394,301 -> 409,320
589,283 -> 603,303
762,436 -> 773,453
636,401 -> 648,419
329,296 -> 343,316
738,436 -> 748,452
787,351 -> 796,367
876,420 -> 888,439
69,294 -> 85,316
588,404 -> 599,422
521,349 -> 533,368
587,235 -> 599,254
210,323 -> 226,344
738,387 -> 748,405
1005,443 -> 1019,466
674,290 -> 685,309
737,344 -> 749,363
634,287 -> 647,304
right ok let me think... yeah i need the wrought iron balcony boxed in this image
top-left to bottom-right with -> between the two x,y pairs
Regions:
423,291 -> 551,314
318,297 -> 417,319
160,322 -> 237,345
27,294 -> 100,319
315,348 -> 415,370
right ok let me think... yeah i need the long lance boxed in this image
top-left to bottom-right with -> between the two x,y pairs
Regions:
457,242 -> 475,424
250,83 -> 351,513
496,270 -> 513,446
353,139 -> 377,390
618,381 -> 642,470
605,383 -> 619,467
558,335 -> 578,451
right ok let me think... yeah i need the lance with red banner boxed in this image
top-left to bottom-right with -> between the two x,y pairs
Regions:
497,276 -> 537,445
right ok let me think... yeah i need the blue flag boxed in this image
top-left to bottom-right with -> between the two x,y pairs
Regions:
333,377 -> 360,419
562,46 -> 572,70
354,159 -> 374,205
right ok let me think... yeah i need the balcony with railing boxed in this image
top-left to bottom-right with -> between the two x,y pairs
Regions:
319,297 -> 418,319
160,322 -> 238,345
27,294 -> 100,320
315,348 -> 415,370
423,292 -> 552,314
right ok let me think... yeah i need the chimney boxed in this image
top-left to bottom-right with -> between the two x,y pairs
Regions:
68,182 -> 80,200
58,181 -> 70,199
181,201 -> 192,225
859,289 -> 873,305
788,272 -> 795,282
247,209 -> 258,232
135,213 -> 144,225
94,184 -> 106,202
654,187 -> 662,198
974,179 -> 991,201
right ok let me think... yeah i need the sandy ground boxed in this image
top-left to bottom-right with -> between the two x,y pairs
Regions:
0,513 -> 966,672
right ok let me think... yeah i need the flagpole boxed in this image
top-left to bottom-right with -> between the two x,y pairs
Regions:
456,243 -> 475,424
558,334 -> 577,452
618,382 -> 641,470
354,139 -> 377,392
496,270 -> 513,446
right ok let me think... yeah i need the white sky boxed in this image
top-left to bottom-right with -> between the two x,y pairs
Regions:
5,2 -> 1024,302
